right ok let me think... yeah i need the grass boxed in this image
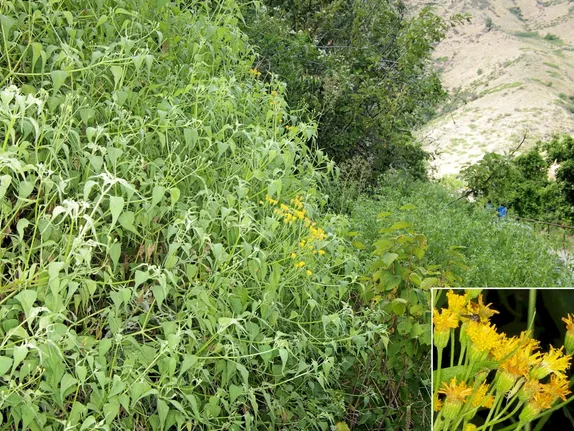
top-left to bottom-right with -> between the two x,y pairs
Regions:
480,82 -> 523,96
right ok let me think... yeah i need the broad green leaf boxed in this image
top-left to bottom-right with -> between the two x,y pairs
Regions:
15,290 -> 37,317
399,203 -> 417,211
157,398 -> 169,430
178,355 -> 198,377
236,363 -> 249,384
109,195 -> 124,229
183,128 -> 198,147
211,243 -> 224,261
134,270 -> 149,288
60,373 -> 78,399
169,187 -> 180,206
83,180 -> 99,200
267,179 -> 282,197
89,155 -> 103,172
151,185 -> 166,209
80,416 -> 96,431
103,399 -> 120,425
380,252 -> 399,268
152,284 -> 166,307
50,70 -> 69,94
0,15 -> 17,36
390,221 -> 410,230
79,108 -> 96,125
18,180 -> 34,199
0,356 -> 13,376
12,345 -> 28,370
217,141 -> 229,156
130,381 -> 151,408
229,384 -> 242,403
96,15 -> 108,28
397,319 -> 412,335
16,218 -> 30,239
132,55 -> 144,73
0,175 -> 12,200
119,211 -> 138,234
421,277 -> 439,290
391,298 -> 407,315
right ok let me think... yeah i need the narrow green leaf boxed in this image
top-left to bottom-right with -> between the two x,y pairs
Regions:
110,65 -> 123,89
169,187 -> 180,207
109,242 -> 121,271
109,195 -> 124,229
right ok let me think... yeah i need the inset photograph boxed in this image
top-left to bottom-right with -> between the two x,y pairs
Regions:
432,288 -> 574,430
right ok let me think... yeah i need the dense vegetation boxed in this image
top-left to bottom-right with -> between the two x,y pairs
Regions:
242,0 -> 449,180
461,135 -> 574,224
0,1 -> 572,430
351,175 -> 573,288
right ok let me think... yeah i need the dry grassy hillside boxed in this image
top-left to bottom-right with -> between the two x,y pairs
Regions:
408,0 -> 574,177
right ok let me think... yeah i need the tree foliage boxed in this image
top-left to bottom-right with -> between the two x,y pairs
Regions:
242,0 -> 448,179
461,136 -> 574,223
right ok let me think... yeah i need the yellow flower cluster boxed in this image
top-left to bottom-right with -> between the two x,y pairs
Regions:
249,68 -> 261,77
434,290 -> 573,428
263,194 -> 327,272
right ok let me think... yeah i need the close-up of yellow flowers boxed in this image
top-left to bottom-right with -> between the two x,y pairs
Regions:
433,289 -> 574,431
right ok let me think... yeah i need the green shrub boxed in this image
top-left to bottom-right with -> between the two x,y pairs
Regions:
544,33 -> 562,42
509,7 -> 524,20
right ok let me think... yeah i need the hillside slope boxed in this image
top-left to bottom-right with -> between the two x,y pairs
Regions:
409,0 -> 574,177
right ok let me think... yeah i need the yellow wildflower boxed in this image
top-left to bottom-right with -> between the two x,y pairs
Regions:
433,395 -> 443,412
447,289 -> 468,315
295,261 -> 306,269
306,270 -> 312,276
465,321 -> 501,361
471,382 -> 494,409
545,374 -> 571,402
290,252 -> 297,259
438,377 -> 473,419
318,249 -> 326,255
562,313 -> 574,331
532,345 -> 571,379
433,308 -> 458,348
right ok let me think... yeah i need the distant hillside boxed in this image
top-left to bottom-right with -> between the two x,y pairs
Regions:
408,0 -> 574,177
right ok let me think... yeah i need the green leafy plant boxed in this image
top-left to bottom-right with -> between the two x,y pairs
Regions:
0,0 -> 390,429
